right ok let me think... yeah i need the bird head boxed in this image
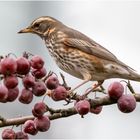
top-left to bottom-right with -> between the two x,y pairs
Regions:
18,16 -> 61,38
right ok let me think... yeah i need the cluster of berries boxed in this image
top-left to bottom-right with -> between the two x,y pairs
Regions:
0,53 -> 70,139
74,82 -> 136,117
0,54 -> 47,103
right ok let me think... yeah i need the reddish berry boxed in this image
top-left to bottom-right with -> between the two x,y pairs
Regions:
7,87 -> 19,102
75,100 -> 90,115
23,120 -> 38,135
108,82 -> 124,100
32,81 -> 46,96
16,57 -> 30,75
117,94 -> 136,113
30,55 -> 44,69
22,74 -> 35,88
0,84 -> 8,102
34,115 -> 50,132
0,57 -> 17,75
15,131 -> 29,139
32,102 -> 47,117
19,88 -> 33,104
31,67 -> 47,79
2,128 -> 16,139
51,86 -> 67,101
4,75 -> 18,89
32,109 -> 40,118
90,106 -> 103,114
45,75 -> 59,90
0,65 -> 2,74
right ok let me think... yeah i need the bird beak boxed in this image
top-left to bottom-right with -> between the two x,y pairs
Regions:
18,27 -> 32,34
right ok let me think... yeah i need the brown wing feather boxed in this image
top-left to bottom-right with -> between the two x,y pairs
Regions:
62,27 -> 117,61
62,27 -> 134,70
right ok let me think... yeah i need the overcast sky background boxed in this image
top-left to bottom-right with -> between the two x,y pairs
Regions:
1,1 -> 140,139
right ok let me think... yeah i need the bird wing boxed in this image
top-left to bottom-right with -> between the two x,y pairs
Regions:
62,27 -> 135,70
62,27 -> 118,62
64,37 -> 118,62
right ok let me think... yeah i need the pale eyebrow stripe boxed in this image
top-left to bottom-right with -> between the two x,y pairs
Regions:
32,17 -> 56,25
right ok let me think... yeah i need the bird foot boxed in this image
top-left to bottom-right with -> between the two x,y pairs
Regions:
82,80 -> 104,97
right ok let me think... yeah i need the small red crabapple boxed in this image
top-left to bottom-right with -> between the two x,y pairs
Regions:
22,74 -> 35,88
7,87 -> 19,102
32,81 -> 47,96
51,85 -> 67,101
75,100 -> 90,115
45,75 -> 59,90
31,67 -> 47,79
0,84 -> 8,102
16,56 -> 30,75
32,102 -> 47,117
4,75 -> 18,89
23,120 -> 38,135
108,82 -> 124,100
90,106 -> 103,114
117,94 -> 136,113
30,55 -> 44,69
2,128 -> 16,139
0,57 -> 17,75
34,115 -> 50,132
18,88 -> 33,104
15,131 -> 29,139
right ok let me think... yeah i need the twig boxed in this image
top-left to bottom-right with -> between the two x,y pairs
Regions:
60,73 -> 71,90
127,80 -> 135,93
0,116 -> 6,122
0,116 -> 34,128
42,71 -> 53,82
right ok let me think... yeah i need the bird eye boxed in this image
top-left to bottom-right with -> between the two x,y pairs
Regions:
34,23 -> 40,28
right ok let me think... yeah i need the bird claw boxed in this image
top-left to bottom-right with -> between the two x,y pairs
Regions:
63,91 -> 77,105
61,84 -> 71,91
64,98 -> 73,105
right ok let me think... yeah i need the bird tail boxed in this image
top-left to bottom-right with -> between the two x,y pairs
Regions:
116,60 -> 140,82
122,68 -> 140,82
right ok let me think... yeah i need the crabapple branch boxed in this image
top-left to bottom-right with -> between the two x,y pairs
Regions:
0,116 -> 34,128
0,93 -> 140,128
89,93 -> 140,107
0,107 -> 77,128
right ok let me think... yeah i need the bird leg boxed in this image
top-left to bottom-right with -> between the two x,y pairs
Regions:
67,79 -> 91,96
82,80 -> 104,97
67,74 -> 92,98
60,73 -> 71,90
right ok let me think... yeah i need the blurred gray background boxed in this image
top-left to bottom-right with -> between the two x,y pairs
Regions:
1,1 -> 140,139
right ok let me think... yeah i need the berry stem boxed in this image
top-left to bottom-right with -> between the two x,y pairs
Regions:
25,52 -> 34,57
7,53 -> 17,58
60,73 -> 70,90
82,82 -> 103,97
127,81 -> 135,94
41,71 -> 53,82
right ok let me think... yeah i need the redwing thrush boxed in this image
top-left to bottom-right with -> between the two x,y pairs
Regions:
18,16 -> 140,91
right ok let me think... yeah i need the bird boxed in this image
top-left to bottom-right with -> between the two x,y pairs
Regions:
18,16 -> 140,92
